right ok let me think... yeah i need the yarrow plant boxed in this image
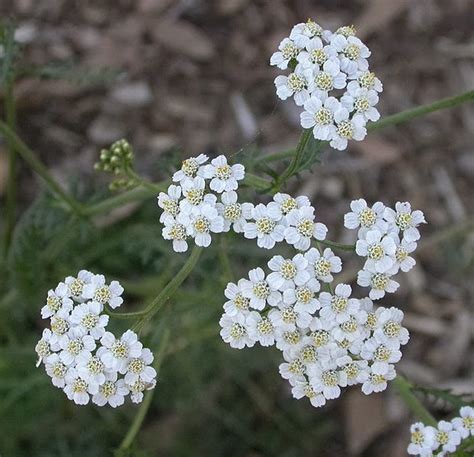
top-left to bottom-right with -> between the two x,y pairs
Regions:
35,271 -> 157,407
407,406 -> 473,456
271,19 -> 382,150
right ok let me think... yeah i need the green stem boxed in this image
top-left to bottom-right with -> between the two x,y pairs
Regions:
117,330 -> 170,452
2,83 -> 17,254
243,172 -> 272,191
392,375 -> 437,426
132,246 -> 202,330
0,121 -> 83,215
125,168 -> 164,193
319,239 -> 356,252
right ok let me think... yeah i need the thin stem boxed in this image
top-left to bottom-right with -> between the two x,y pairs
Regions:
392,375 -> 437,426
243,172 -> 272,191
132,247 -> 202,330
319,239 -> 356,252
218,236 -> 234,283
0,121 -> 83,215
117,330 -> 170,452
125,168 -> 164,193
2,83 -> 17,254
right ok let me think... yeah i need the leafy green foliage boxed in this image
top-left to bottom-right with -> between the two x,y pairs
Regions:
413,385 -> 474,411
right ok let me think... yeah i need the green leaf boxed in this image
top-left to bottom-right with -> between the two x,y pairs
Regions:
0,20 -> 19,86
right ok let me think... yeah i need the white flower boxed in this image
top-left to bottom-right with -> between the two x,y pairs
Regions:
279,354 -> 306,384
391,235 -> 417,273
357,70 -> 383,93
240,267 -> 281,310
82,274 -> 124,309
331,311 -> 369,355
312,59 -> 347,99
344,199 -> 386,235
123,347 -> 156,385
70,301 -> 109,339
274,328 -> 305,357
35,328 -> 57,366
216,191 -> 253,233
291,379 -> 327,408
58,329 -> 96,365
373,307 -> 409,349
434,420 -> 461,454
63,368 -> 98,405
244,203 -> 286,250
267,254 -> 310,291
172,154 -> 208,186
283,278 -> 321,314
100,330 -> 143,372
300,96 -> 341,141
157,184 -> 181,223
331,35 -> 370,77
290,19 -> 325,48
161,214 -> 189,253
361,363 -> 396,395
269,304 -> 312,332
285,206 -> 328,251
407,423 -> 437,456
179,176 -> 216,216
296,38 -> 337,70
384,202 -> 426,242
246,311 -> 275,347
307,361 -> 347,400
357,270 -> 399,300
330,109 -> 367,151
41,282 -> 73,319
341,81 -> 380,122
304,247 -> 342,283
274,68 -> 313,106
92,375 -> 129,408
356,229 -> 397,273
129,377 -> 156,404
270,37 -> 301,70
49,309 -> 72,345
45,353 -> 68,388
360,337 -> 401,372
183,204 -> 224,247
65,270 -> 94,301
452,406 -> 474,439
202,155 -> 245,193
309,317 -> 336,348
219,312 -> 255,349
319,284 -> 359,324
267,193 -> 310,222
223,280 -> 251,318
342,359 -> 369,386
76,349 -> 108,386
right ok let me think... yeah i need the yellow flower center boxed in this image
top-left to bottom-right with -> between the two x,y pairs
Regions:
193,217 -> 210,234
280,260 -> 297,280
256,217 -> 276,235
280,197 -> 297,215
282,42 -> 299,60
100,380 -> 117,398
181,158 -> 199,177
283,330 -> 301,345
67,339 -> 84,356
281,307 -> 298,324
312,330 -> 329,347
300,345 -> 317,363
169,223 -> 187,241
252,280 -> 270,299
287,73 -> 306,92
72,378 -> 88,393
371,273 -> 389,290
396,213 -> 413,230
368,244 -> 384,260
436,431 -> 449,445
223,203 -> 242,222
94,286 -> 111,304
315,107 -> 333,125
383,320 -> 401,338
336,25 -> 356,38
314,258 -> 331,277
51,317 -> 69,336
331,296 -> 348,313
295,286 -> 313,304
374,345 -> 391,361
86,356 -> 104,374
234,293 -> 250,311
315,72 -> 333,91
344,43 -> 361,60
185,189 -> 204,206
297,219 -> 314,237
256,317 -> 273,335
128,358 -> 146,374
230,323 -> 246,339
216,164 -> 232,180
354,97 -> 370,112
336,120 -> 354,139
322,370 -> 339,386
52,362 -> 67,378
81,313 -> 99,330
47,295 -> 62,313
310,49 -> 327,66
358,208 -> 376,227
111,341 -> 129,359
163,199 -> 179,216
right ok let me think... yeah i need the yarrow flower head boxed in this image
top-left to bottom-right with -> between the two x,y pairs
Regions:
271,20 -> 382,151
35,271 -> 157,407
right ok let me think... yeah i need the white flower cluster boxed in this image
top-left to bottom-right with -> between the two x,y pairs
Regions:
35,270 -> 157,407
344,199 -> 426,300
219,249 -> 410,408
270,19 -> 383,151
159,154 -> 248,252
407,406 -> 473,456
243,192 -> 328,250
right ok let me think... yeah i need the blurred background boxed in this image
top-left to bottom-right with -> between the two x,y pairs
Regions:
0,0 -> 473,456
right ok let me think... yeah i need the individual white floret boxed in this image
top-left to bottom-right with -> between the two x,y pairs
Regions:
70,301 -> 109,339
161,213 -> 189,253
300,96 -> 342,141
304,247 -> 342,283
157,184 -> 181,223
219,312 -> 255,349
283,278 -> 321,314
216,191 -> 253,233
65,270 -> 94,301
373,306 -> 409,349
342,359 -> 369,386
172,154 -> 208,186
407,423 -> 437,456
76,349 -> 108,387
58,329 -> 96,366
297,341 -> 319,368
63,368 -> 98,405
290,19 -> 325,48
309,317 -> 337,348
434,420 -> 461,454
223,280 -> 251,318
100,330 -> 143,372
361,363 -> 396,395
344,199 -> 387,235
82,274 -> 124,309
357,70 -> 383,93
179,176 -> 217,216
319,284 -> 359,324
285,206 -> 328,251
49,309 -> 72,346
240,267 -> 282,310
270,37 -> 301,70
330,109 -> 367,151
35,328 -> 57,366
360,337 -> 402,372
267,193 -> 311,223
243,203 -> 286,250
274,67 -> 313,106
296,37 -> 338,70
307,360 -> 347,401
357,270 -> 399,300
279,354 -> 306,386
384,202 -> 426,242
356,229 -> 397,273
182,204 -> 224,248
331,310 -> 369,354
41,282 -> 73,319
246,311 -> 275,347
291,378 -> 327,408
390,235 -> 417,273
45,353 -> 69,388
331,34 -> 370,76
92,374 -> 129,408
123,347 -> 156,385
312,59 -> 347,99
341,81 -> 380,122
267,254 -> 310,291
452,406 -> 474,439
269,304 -> 312,332
274,328 -> 305,357
202,155 -> 245,193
